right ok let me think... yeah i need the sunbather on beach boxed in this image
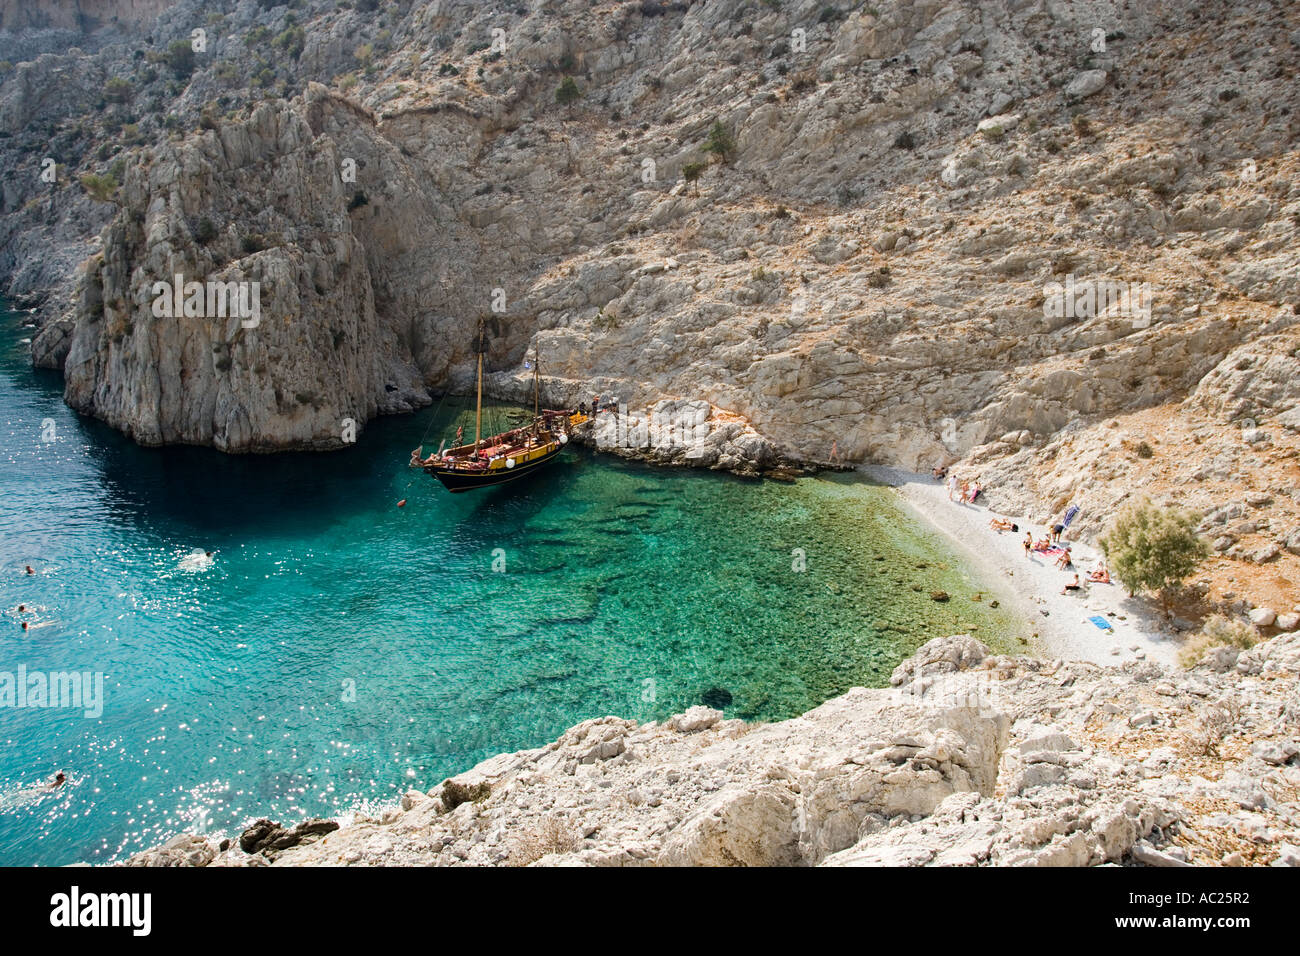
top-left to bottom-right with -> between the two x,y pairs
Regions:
1089,564 -> 1111,583
989,517 -> 1018,532
1054,547 -> 1073,570
1061,573 -> 1082,594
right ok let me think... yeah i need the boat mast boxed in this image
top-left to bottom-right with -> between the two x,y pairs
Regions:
474,319 -> 485,449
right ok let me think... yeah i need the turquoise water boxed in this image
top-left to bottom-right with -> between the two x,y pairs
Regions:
0,300 -> 1017,866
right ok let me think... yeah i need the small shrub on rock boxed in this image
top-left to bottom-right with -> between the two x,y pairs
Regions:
441,778 -> 491,811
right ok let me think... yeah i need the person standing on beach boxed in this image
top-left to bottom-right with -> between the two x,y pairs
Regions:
1023,532 -> 1033,557
947,474 -> 958,501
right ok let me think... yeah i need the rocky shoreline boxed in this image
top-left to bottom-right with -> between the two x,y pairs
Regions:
127,632 -> 1300,867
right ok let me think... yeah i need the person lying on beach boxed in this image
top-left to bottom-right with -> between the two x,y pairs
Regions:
1033,536 -> 1053,551
989,518 -> 1018,532
932,464 -> 948,480
1054,548 -> 1073,570
1061,573 -> 1082,594
1088,564 -> 1111,583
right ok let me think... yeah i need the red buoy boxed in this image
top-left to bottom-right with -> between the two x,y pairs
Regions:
397,499 -> 407,508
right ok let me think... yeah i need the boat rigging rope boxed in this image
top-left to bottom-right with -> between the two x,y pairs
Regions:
397,386 -> 453,505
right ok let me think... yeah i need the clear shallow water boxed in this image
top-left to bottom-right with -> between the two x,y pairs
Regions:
0,300 -> 1017,865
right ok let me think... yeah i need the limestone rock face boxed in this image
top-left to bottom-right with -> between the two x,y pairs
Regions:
58,90 -> 449,450
126,632 -> 1300,868
1,0 -> 1295,469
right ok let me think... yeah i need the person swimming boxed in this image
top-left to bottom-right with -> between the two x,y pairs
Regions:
25,566 -> 34,575
48,772 -> 65,789
179,549 -> 216,572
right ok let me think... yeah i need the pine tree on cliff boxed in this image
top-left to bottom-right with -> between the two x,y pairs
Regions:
556,76 -> 581,114
702,121 -> 736,164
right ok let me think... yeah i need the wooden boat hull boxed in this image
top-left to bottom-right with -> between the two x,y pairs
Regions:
427,443 -> 563,492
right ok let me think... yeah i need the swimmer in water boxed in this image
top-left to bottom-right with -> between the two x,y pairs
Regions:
48,772 -> 65,789
25,566 -> 34,575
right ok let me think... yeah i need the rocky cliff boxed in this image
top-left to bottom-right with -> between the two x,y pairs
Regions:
1,0 -> 1295,461
128,631 -> 1300,867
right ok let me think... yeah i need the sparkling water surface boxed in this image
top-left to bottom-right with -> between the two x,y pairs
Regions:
0,299 -> 1018,865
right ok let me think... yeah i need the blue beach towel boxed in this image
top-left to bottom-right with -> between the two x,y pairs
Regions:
1062,504 -> 1081,529
1088,615 -> 1114,634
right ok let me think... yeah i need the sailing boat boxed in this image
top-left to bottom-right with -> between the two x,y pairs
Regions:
409,321 -> 589,493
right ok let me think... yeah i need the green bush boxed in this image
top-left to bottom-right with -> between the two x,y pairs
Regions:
702,120 -> 736,163
1099,499 -> 1209,608
682,160 -> 705,192
555,76 -> 581,109
165,40 -> 197,79
80,172 -> 118,203
104,77 -> 134,103
273,26 -> 306,60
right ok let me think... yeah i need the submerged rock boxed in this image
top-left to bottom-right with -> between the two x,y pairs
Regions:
701,687 -> 733,709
